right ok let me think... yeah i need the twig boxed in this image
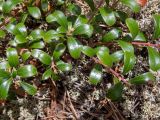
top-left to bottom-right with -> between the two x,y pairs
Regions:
66,90 -> 79,120
92,57 -> 130,86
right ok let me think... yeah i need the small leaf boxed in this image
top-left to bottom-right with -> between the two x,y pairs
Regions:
56,60 -> 72,72
42,68 -> 52,80
2,0 -> 22,13
73,24 -> 93,37
28,7 -> 41,19
97,47 -> 113,67
46,10 -> 68,28
74,15 -> 88,28
21,51 -> 31,61
111,50 -> 124,62
6,23 -> 17,35
115,11 -> 128,22
6,48 -> 19,67
126,18 -> 139,38
0,78 -> 12,99
30,41 -> 45,49
53,43 -> 66,60
20,81 -> 37,95
43,30 -> 63,43
14,34 -> 28,44
31,49 -> 52,65
121,0 -> 140,13
134,32 -> 146,41
148,47 -> 160,71
29,29 -> 44,40
118,40 -> 136,74
17,65 -> 37,78
15,23 -> 27,36
67,3 -> 81,15
99,7 -> 116,26
107,82 -> 123,101
89,64 -> 102,85
0,69 -> 11,79
82,46 -> 96,57
84,0 -> 95,11
0,61 -> 10,70
41,0 -> 48,12
102,28 -> 122,42
67,37 -> 81,59
153,15 -> 160,39
129,72 -> 155,85
0,30 -> 6,38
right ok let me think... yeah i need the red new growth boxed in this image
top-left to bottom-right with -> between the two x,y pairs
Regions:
136,0 -> 147,7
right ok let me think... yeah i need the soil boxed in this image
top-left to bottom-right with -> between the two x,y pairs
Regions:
0,0 -> 160,120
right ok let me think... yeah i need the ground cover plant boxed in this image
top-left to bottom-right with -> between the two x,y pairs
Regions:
0,0 -> 160,118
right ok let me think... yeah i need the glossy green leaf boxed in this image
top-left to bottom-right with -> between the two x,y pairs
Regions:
30,41 -> 45,49
0,30 -> 6,38
89,64 -> 102,85
99,7 -> 116,26
126,18 -> 139,38
74,15 -> 88,28
118,40 -> 136,74
53,43 -> 66,60
115,11 -> 128,22
43,30 -> 63,43
107,82 -> 123,101
84,0 -> 95,11
15,23 -> 27,36
56,60 -> 72,72
42,68 -> 52,80
41,0 -> 48,12
102,28 -> 122,42
153,15 -> 160,39
0,78 -> 12,99
29,29 -> 44,40
123,52 -> 136,74
6,48 -> 19,67
73,24 -> 93,37
31,49 -> 52,65
20,81 -> 37,95
0,69 -> 11,79
97,47 -> 113,67
120,0 -> 140,13
129,72 -> 155,85
82,46 -> 96,57
148,47 -> 160,71
17,65 -> 37,78
0,61 -> 10,70
46,10 -> 68,28
2,0 -> 22,13
67,37 -> 81,59
6,23 -> 17,35
67,3 -> 81,15
111,50 -> 124,62
28,7 -> 41,19
21,51 -> 31,61
14,35 -> 28,44
134,32 -> 146,41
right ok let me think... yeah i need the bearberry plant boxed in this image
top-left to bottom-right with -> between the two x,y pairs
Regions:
0,0 -> 160,101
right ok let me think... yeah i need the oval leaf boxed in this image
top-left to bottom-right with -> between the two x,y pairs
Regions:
82,46 -> 96,57
67,37 -> 81,59
89,64 -> 102,85
28,7 -> 41,19
17,65 -> 37,78
148,47 -> 160,71
56,60 -> 72,72
53,43 -> 66,60
6,48 -> 19,67
153,15 -> 160,39
129,72 -> 155,85
20,81 -> 37,95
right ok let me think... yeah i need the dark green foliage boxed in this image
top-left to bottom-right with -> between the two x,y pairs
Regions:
0,0 -> 159,101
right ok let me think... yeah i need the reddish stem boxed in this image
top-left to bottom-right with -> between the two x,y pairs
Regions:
92,57 -> 130,85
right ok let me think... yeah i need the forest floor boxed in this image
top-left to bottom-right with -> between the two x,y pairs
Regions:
0,0 -> 160,120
